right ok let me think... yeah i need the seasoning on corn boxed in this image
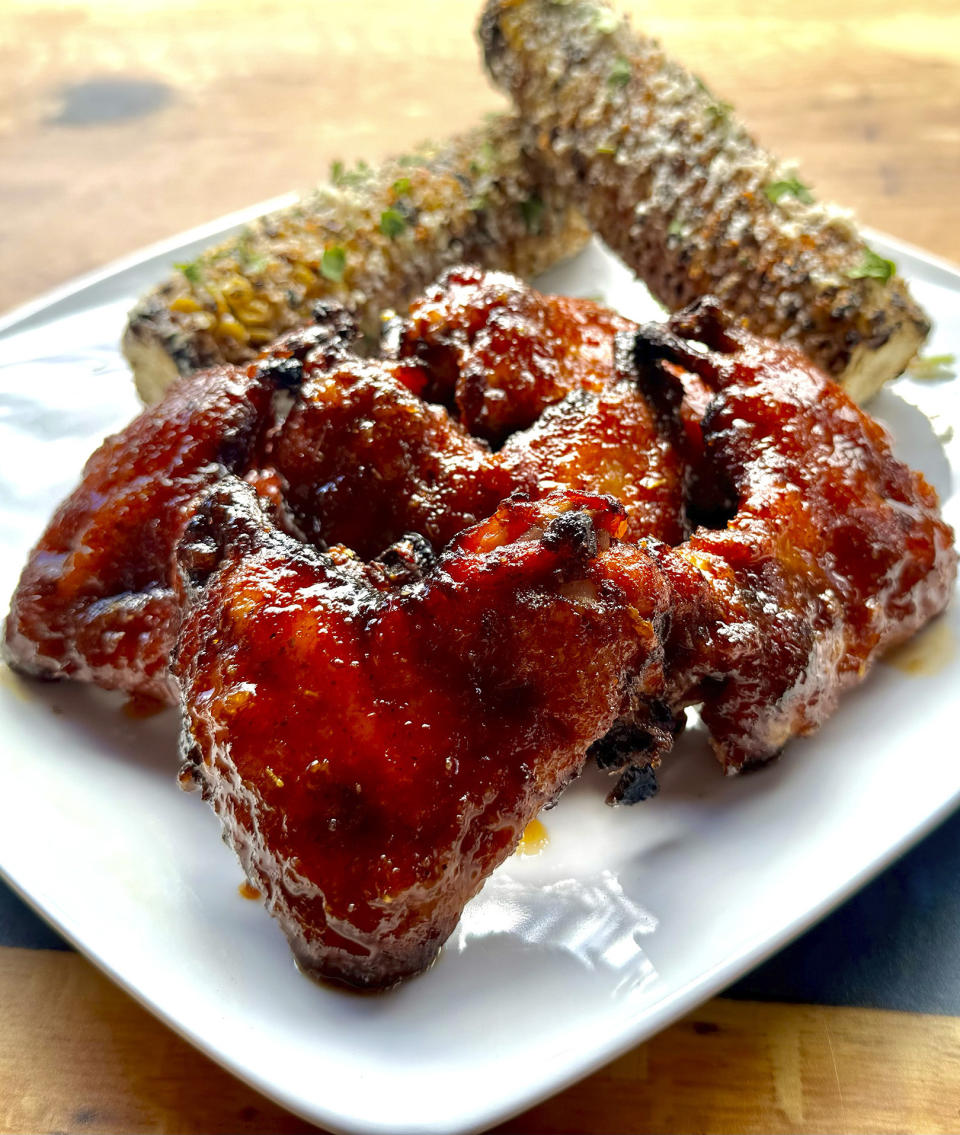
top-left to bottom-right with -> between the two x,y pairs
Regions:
479,0 -> 930,402
123,114 -> 590,404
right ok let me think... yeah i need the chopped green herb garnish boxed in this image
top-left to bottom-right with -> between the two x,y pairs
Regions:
468,193 -> 488,213
907,353 -> 956,381
320,246 -> 347,282
470,137 -> 498,178
847,248 -> 896,283
174,261 -> 202,285
236,243 -> 268,274
379,208 -> 407,239
705,99 -> 734,124
593,8 -> 620,33
667,218 -> 686,238
764,177 -> 814,205
519,194 -> 546,236
608,56 -> 632,88
392,177 -> 412,196
596,141 -> 618,155
331,159 -> 372,188
693,75 -> 734,123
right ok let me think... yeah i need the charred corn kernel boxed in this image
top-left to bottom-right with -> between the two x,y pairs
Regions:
233,298 -> 274,324
222,276 -> 255,302
169,295 -> 203,314
217,317 -> 249,342
480,0 -> 930,402
124,114 -> 590,404
291,263 -> 318,287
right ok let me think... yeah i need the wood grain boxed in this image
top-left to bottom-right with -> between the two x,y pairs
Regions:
0,0 -> 957,315
3,947 -> 960,1135
0,0 -> 958,1131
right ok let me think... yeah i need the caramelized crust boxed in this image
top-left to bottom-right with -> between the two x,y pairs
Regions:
175,483 -> 669,987
501,375 -> 688,546
262,357 -> 517,558
397,264 -> 634,442
2,311 -> 358,702
263,269 -> 688,553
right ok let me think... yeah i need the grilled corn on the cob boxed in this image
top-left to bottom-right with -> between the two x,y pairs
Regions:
480,0 -> 929,402
124,114 -> 590,404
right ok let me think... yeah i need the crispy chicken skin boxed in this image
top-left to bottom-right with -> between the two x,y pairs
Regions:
628,301 -> 957,772
262,356 -> 518,558
175,482 -> 669,987
500,375 -> 689,546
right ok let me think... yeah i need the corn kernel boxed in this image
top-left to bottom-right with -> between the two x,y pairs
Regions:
234,299 -> 274,324
218,317 -> 250,342
170,295 -> 203,314
291,264 -> 317,287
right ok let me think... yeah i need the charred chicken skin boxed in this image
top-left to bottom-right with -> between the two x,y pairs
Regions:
3,364 -> 275,703
393,263 -> 634,442
175,482 -> 669,987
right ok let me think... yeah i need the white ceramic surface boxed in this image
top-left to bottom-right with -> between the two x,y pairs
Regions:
0,223 -> 957,1135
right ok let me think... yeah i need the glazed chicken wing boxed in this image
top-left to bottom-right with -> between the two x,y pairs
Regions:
394,263 -> 634,442
3,365 -> 275,703
5,273 -> 685,703
269,267 -> 689,553
175,481 -> 669,987
627,300 -> 957,772
3,312 -> 355,702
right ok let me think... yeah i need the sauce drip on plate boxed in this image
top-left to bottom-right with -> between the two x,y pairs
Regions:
516,817 -> 549,857
882,617 -> 956,677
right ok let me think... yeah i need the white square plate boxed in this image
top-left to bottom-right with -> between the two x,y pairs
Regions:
0,217 -> 957,1135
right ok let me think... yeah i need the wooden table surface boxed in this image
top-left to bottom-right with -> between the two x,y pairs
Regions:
1,0 -> 959,1132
